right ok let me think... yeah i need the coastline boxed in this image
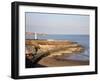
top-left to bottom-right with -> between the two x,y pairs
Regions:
25,39 -> 89,67
38,56 -> 89,67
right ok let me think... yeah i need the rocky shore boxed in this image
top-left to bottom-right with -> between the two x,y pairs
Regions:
25,39 -> 88,67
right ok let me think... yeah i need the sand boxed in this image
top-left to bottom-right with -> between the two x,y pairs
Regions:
38,56 -> 89,67
26,39 -> 89,67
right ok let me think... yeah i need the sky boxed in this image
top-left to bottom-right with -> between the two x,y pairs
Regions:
25,12 -> 89,35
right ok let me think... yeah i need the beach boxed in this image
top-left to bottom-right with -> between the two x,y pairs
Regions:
38,56 -> 89,67
25,39 -> 89,68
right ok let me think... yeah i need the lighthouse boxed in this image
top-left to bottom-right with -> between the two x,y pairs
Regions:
34,32 -> 37,40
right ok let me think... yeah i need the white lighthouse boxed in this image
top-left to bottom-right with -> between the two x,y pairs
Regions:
34,32 -> 37,40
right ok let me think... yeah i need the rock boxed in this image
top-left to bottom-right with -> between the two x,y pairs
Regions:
25,45 -> 36,54
25,39 -> 84,63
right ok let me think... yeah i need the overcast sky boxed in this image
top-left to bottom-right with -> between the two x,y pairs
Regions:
25,12 -> 89,35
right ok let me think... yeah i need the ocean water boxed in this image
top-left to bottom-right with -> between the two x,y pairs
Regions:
26,34 -> 89,61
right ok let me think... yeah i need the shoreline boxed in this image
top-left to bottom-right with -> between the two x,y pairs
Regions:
25,39 -> 88,67
38,56 -> 89,67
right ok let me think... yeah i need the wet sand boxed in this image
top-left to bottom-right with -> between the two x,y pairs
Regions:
38,56 -> 89,67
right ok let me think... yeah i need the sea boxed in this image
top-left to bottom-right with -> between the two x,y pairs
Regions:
26,34 -> 89,61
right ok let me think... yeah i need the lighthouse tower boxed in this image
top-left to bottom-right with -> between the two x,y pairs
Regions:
34,32 -> 37,40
